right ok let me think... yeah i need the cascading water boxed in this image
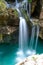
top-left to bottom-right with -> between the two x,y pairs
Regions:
15,1 -> 28,53
30,26 -> 35,50
26,26 -> 36,55
19,17 -> 28,52
15,0 -> 19,7
23,0 -> 28,10
35,25 -> 39,51
16,16 -> 29,62
26,25 -> 39,55
16,17 -> 29,62
15,3 -> 29,61
16,0 -> 18,4
16,0 -> 39,63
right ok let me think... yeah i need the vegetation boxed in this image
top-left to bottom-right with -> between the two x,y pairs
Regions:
0,0 -> 6,12
28,0 -> 32,3
21,9 -> 29,22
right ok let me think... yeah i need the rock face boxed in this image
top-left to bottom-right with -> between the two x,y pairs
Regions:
31,0 -> 42,18
31,0 -> 43,39
0,0 -> 43,43
5,0 -> 23,3
39,7 -> 43,39
0,0 -> 19,43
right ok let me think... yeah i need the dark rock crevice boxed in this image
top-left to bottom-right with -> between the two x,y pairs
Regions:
31,0 -> 42,19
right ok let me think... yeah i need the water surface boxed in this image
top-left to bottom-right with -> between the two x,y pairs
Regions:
0,38 -> 43,65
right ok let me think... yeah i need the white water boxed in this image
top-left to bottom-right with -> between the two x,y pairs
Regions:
35,25 -> 39,50
26,26 -> 36,55
23,0 -> 28,10
27,25 -> 39,55
23,0 -> 31,19
15,0 -> 21,8
19,17 -> 28,52
16,0 -> 18,5
30,26 -> 35,50
15,0 -> 40,60
15,1 -> 28,52
16,17 -> 28,62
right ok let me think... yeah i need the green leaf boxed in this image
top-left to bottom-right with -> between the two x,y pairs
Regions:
28,0 -> 32,3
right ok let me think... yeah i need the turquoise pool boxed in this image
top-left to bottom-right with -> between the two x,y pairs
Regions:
0,38 -> 43,65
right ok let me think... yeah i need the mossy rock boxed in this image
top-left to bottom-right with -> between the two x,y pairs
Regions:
20,9 -> 29,22
7,8 -> 19,26
0,4 -> 19,26
0,0 -> 7,12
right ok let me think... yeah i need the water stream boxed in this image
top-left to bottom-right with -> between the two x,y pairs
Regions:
15,0 -> 39,62
19,17 -> 28,52
5,0 -> 39,57
35,25 -> 39,51
30,26 -> 35,50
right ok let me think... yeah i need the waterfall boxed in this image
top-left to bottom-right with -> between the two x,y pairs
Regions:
19,17 -> 28,51
22,0 -> 31,19
16,0 -> 18,5
26,26 -> 36,55
30,26 -> 35,50
15,0 -> 40,62
15,8 -> 28,52
15,0 -> 21,8
35,25 -> 39,51
16,6 -> 29,61
26,25 -> 39,55
23,0 -> 28,10
16,17 -> 28,62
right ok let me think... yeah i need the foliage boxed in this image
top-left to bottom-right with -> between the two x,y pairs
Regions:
28,0 -> 32,3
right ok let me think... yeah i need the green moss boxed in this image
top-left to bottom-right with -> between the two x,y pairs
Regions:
14,9 -> 19,18
28,0 -> 32,3
0,0 -> 6,13
21,9 -> 29,22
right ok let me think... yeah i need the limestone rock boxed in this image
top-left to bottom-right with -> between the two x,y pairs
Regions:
16,54 -> 43,65
39,7 -> 43,39
7,8 -> 19,26
31,0 -> 42,18
0,0 -> 19,42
